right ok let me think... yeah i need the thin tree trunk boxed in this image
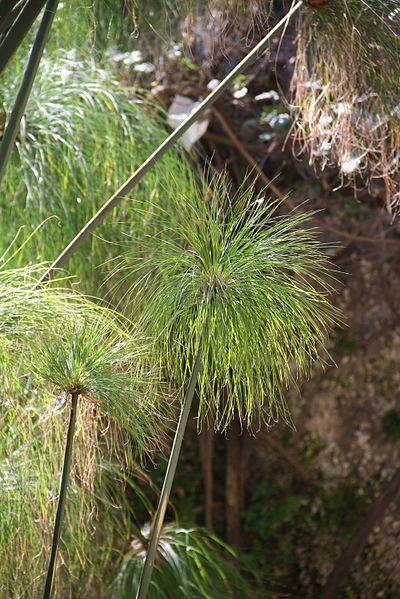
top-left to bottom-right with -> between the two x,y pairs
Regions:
200,423 -> 214,531
320,467 -> 400,599
225,421 -> 248,547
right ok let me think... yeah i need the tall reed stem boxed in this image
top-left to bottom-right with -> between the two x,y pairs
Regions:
43,391 -> 79,599
0,0 -> 47,72
39,0 -> 303,283
136,333 -> 204,599
0,0 -> 59,185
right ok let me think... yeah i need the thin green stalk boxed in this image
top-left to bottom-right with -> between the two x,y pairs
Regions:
39,0 -> 303,284
0,0 -> 47,74
0,0 -> 59,185
136,331 -> 205,599
43,391 -> 79,599
0,1 -> 23,37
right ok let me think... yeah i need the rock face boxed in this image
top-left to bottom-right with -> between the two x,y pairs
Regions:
286,243 -> 400,596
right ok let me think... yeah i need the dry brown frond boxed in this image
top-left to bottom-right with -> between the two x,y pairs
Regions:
179,0 -> 273,58
289,5 -> 400,213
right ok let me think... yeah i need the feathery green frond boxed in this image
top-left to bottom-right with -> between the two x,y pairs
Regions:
0,248 -> 166,459
0,257 -> 169,596
291,1 -> 400,211
31,315 -> 164,457
118,172 -> 340,430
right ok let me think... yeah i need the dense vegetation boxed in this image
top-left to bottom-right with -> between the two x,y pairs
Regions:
1,2 -> 400,598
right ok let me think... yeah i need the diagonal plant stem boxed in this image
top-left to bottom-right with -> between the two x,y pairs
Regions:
39,0 -> 303,284
43,391 -> 79,599
0,0 -> 47,74
136,328 -> 206,599
0,0 -> 59,185
0,1 -> 26,37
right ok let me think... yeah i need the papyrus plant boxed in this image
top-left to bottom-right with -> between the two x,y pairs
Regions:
116,172 -> 340,596
0,252 -> 166,598
120,173 -> 339,430
31,303 -> 162,599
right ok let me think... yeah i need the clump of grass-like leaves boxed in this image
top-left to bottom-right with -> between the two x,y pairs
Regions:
118,173 -> 339,430
0,48 -> 193,293
1,372 -> 158,599
28,283 -> 162,597
290,1 -> 400,211
111,525 -> 260,599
